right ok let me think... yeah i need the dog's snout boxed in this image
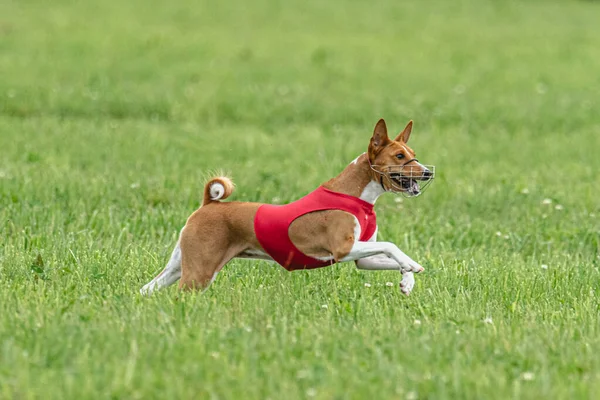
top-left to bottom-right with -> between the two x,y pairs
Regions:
422,169 -> 433,180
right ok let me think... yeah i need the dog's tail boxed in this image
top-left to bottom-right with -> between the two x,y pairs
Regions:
202,176 -> 235,206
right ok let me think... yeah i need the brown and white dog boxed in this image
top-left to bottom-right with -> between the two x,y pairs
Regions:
141,119 -> 434,296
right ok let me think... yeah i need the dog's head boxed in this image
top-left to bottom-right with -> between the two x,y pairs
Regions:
367,119 -> 434,197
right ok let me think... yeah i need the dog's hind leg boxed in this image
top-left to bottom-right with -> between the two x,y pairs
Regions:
178,226 -> 244,292
178,245 -> 242,292
140,230 -> 184,296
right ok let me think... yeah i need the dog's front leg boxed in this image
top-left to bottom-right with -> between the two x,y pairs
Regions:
351,230 -> 417,295
340,241 -> 423,273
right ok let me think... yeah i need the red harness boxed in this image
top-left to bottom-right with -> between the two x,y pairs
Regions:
254,186 -> 377,271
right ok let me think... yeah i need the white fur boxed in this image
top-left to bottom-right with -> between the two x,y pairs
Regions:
411,160 -> 427,173
400,272 -> 416,295
359,180 -> 386,204
350,152 -> 365,165
354,227 -> 416,295
205,271 -> 219,291
340,241 -> 422,273
140,234 -> 183,296
210,182 -> 225,200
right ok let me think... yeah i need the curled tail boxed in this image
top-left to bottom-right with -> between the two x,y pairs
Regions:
202,176 -> 235,206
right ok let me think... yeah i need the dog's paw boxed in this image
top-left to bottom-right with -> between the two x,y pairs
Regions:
400,272 -> 415,296
400,259 -> 424,274
140,284 -> 152,296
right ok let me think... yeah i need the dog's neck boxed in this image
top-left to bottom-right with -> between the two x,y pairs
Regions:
322,153 -> 386,204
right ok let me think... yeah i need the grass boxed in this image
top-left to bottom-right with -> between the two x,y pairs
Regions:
1,0 -> 600,398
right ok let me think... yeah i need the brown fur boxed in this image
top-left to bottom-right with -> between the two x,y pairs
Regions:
179,201 -> 262,289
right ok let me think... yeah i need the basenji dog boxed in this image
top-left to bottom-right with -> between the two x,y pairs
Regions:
141,119 -> 434,296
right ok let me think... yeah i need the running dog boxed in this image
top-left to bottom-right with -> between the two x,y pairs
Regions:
141,119 -> 434,296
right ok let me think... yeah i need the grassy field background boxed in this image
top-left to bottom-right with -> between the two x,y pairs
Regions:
1,0 -> 599,398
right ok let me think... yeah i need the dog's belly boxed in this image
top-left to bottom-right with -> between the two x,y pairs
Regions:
236,249 -> 275,262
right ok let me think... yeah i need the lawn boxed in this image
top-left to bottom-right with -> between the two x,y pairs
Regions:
1,0 -> 599,398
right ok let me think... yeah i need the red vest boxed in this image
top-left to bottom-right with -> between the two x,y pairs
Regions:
254,186 -> 377,271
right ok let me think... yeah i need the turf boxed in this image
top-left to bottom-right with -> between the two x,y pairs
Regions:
1,0 -> 600,398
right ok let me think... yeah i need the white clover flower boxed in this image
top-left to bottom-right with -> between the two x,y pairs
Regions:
521,371 -> 535,381
364,283 -> 371,288
321,304 -> 328,309
541,264 -> 548,270
413,319 -> 421,326
483,317 -> 493,325
386,282 -> 394,287
521,188 -> 530,194
542,198 -> 552,205
555,204 -> 564,211
495,231 -> 502,237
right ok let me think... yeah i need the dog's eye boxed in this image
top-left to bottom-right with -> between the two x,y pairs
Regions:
396,153 -> 405,159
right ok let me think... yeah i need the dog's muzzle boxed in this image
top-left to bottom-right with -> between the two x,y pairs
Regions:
372,162 -> 435,197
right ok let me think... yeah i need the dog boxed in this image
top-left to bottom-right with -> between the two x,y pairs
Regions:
141,119 -> 434,296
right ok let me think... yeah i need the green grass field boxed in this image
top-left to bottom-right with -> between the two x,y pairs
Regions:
1,0 -> 600,398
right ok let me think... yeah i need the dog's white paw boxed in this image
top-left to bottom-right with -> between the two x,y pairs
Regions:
400,272 -> 415,296
140,284 -> 153,296
400,258 -> 424,274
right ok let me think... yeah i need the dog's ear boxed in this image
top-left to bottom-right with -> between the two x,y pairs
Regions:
395,120 -> 413,143
371,118 -> 390,149
368,119 -> 391,161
